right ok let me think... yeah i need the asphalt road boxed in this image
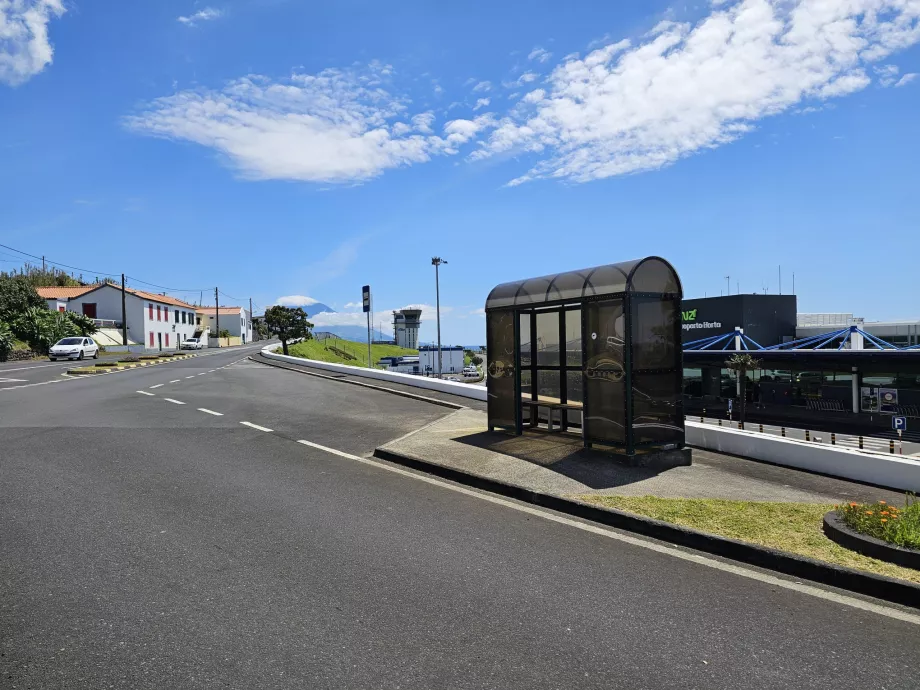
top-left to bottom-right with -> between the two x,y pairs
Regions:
2,344 -> 919,688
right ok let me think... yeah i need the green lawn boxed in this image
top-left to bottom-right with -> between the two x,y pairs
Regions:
578,495 -> 920,584
285,338 -> 417,368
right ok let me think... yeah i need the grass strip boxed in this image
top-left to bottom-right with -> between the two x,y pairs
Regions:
578,495 -> 920,584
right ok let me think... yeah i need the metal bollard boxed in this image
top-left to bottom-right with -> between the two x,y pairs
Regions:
890,439 -> 895,454
718,419 -> 722,426
859,436 -> 863,450
781,427 -> 786,437
701,408 -> 705,423
831,432 -> 836,445
759,424 -> 764,433
805,429 -> 810,442
738,422 -> 743,430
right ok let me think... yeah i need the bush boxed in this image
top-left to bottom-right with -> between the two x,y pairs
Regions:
836,495 -> 920,550
119,356 -> 141,362
0,321 -> 13,361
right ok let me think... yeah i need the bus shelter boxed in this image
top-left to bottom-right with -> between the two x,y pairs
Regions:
485,257 -> 685,457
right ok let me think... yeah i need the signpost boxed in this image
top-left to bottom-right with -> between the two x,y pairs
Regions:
727,398 -> 733,423
893,416 -> 907,455
362,285 -> 371,368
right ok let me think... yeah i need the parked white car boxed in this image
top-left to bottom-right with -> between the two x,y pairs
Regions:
462,365 -> 479,377
180,337 -> 204,350
49,337 -> 99,361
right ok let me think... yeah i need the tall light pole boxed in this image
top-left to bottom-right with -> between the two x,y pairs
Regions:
432,257 -> 447,378
725,275 -> 730,296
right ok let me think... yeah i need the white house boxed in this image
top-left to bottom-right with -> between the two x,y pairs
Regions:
196,306 -> 253,344
418,345 -> 465,375
37,284 -> 203,352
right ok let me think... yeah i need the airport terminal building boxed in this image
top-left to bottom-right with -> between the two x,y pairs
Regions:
681,295 -> 920,439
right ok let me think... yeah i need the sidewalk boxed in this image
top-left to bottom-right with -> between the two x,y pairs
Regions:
377,408 -> 905,505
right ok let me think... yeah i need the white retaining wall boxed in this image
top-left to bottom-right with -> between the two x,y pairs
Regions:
261,345 -> 487,401
686,421 -> 920,492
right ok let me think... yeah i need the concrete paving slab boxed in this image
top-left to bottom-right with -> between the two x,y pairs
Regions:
378,408 -> 905,504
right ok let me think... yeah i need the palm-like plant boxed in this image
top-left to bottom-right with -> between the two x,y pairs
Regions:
0,321 -> 14,361
725,353 -> 762,427
66,311 -> 98,336
14,307 -> 52,353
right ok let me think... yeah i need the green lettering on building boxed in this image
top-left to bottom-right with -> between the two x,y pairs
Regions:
681,309 -> 697,322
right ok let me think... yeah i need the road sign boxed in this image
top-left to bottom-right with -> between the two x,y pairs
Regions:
892,416 -> 907,431
362,285 -> 371,313
727,399 -> 733,412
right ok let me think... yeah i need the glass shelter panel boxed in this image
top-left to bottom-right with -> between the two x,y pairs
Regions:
584,299 -> 627,444
565,309 -> 582,366
487,310 -> 517,429
519,313 -> 532,367
632,372 -> 683,445
536,311 -> 560,366
629,258 -> 681,294
632,298 -> 679,370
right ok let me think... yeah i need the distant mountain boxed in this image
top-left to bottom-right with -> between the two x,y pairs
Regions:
316,325 -> 392,343
303,303 -> 334,316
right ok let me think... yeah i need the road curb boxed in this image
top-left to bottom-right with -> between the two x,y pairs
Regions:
251,353 -> 465,410
372,446 -> 920,609
66,354 -> 198,376
823,511 -> 920,570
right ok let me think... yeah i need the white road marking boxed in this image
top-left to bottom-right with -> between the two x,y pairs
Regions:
197,373 -> 206,376
0,362 -> 69,372
295,438 -> 920,625
150,384 -> 164,389
136,391 -> 155,396
163,398 -> 186,405
185,376 -> 195,379
0,377 -> 27,383
208,370 -> 215,373
240,421 -> 272,432
170,379 -> 181,383
198,408 -> 223,416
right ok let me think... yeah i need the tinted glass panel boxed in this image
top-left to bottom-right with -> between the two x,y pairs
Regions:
629,258 -> 680,293
632,297 -> 678,370
566,370 -> 583,404
546,270 -> 592,303
565,309 -> 582,366
487,310 -> 517,429
584,299 -> 626,444
537,369 -> 560,403
633,371 -> 683,444
519,313 -> 532,366
536,311 -> 559,366
515,277 -> 553,306
583,264 -> 630,298
521,369 -> 532,399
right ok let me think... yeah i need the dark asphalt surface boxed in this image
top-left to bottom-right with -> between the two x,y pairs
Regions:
2,344 -> 919,688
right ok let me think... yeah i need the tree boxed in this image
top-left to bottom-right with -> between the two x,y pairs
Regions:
0,274 -> 44,321
66,311 -> 98,336
471,355 -> 483,366
725,353 -> 762,427
264,305 -> 313,355
12,307 -> 78,354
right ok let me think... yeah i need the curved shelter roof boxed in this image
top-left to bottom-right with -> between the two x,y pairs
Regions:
485,256 -> 681,311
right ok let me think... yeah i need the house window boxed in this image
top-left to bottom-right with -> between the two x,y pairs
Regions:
149,331 -> 154,347
156,305 -> 161,321
59,306 -> 65,313
149,304 -> 154,320
175,309 -> 179,323
181,311 -> 186,324
165,333 -> 169,347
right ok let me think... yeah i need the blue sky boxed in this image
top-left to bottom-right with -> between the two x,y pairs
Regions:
2,0 -> 919,345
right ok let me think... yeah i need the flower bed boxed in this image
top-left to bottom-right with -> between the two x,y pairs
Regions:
836,496 -> 920,550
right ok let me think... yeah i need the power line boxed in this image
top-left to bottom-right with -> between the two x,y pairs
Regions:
218,289 -> 246,303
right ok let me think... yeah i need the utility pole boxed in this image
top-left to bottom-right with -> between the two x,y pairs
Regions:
42,255 -> 46,272
725,275 -> 730,297
121,274 -> 128,346
215,288 -> 220,347
432,257 -> 447,378
249,297 -> 253,343
778,265 -> 782,295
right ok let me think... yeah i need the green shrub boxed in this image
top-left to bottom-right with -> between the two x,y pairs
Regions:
0,321 -> 13,361
837,495 -> 920,550
119,355 -> 141,362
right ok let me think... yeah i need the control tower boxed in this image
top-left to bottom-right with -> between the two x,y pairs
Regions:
393,308 -> 422,350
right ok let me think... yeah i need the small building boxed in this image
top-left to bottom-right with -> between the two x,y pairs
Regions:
379,355 -> 420,374
393,308 -> 422,350
418,345 -> 464,375
196,306 -> 253,345
37,284 -> 201,352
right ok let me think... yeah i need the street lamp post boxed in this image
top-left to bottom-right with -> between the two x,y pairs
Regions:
431,257 -> 447,378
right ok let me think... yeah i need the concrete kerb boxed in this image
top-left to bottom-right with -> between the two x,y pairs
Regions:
372,444 -> 920,610
252,352 -> 467,410
67,354 -> 198,376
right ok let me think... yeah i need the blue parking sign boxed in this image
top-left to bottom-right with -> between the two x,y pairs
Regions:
892,416 -> 907,431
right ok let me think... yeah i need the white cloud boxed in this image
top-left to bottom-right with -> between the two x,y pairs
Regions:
521,89 -> 545,104
875,63 -> 900,87
473,97 -> 490,111
517,71 -> 539,84
343,301 -> 362,309
126,64 -> 487,184
0,0 -> 65,86
895,73 -> 918,87
528,47 -> 552,63
276,295 -> 321,307
177,7 -> 222,26
472,0 -> 920,185
471,80 -> 492,92
310,303 -> 451,331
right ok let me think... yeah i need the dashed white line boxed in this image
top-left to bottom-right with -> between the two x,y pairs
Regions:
198,408 -> 223,416
163,398 -> 186,405
150,384 -> 164,389
136,390 -> 155,396
293,438 -> 920,625
197,373 -> 206,376
170,379 -> 181,383
208,370 -> 216,373
185,376 -> 195,379
240,421 -> 272,432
